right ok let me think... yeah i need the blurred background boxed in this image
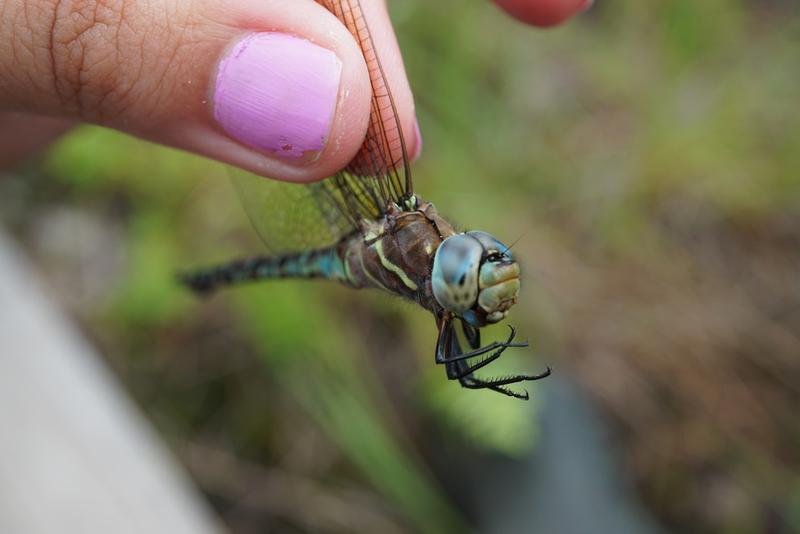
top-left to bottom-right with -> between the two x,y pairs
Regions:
1,0 -> 799,532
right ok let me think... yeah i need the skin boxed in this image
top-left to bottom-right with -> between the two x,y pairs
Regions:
0,0 -> 589,178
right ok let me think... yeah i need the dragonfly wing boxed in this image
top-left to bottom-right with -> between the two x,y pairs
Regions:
318,0 -> 413,199
233,0 -> 414,253
232,168 -> 355,254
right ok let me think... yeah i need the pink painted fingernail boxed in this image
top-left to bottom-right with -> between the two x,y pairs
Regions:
214,33 -> 342,160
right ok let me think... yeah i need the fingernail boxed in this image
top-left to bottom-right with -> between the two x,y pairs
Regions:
214,33 -> 342,160
410,118 -> 423,161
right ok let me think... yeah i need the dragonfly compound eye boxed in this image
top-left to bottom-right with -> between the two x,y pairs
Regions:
433,232 -> 521,324
474,233 -> 521,324
432,234 -> 482,312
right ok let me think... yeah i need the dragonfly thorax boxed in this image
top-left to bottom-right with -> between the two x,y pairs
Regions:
431,231 -> 520,327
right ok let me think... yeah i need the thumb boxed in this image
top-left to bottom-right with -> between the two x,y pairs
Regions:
0,0 -> 417,182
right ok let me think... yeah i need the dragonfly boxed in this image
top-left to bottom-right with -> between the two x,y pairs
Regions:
182,0 -> 550,399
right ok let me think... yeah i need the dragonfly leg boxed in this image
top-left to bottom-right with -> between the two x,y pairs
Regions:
456,356 -> 551,396
434,316 -> 550,400
453,325 -> 521,377
458,372 -> 541,400
445,336 -> 543,400
436,324 -> 527,365
461,321 -> 481,350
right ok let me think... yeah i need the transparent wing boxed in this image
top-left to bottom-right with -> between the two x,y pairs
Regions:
232,169 -> 355,254
233,0 -> 413,253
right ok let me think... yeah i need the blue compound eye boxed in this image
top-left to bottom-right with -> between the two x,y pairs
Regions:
431,234 -> 482,312
466,231 -> 513,262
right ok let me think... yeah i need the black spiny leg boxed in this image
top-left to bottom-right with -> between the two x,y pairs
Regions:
461,320 -> 481,350
449,324 -> 533,399
434,315 -> 551,400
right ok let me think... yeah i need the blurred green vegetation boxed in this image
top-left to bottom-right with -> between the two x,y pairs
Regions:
3,0 -> 800,532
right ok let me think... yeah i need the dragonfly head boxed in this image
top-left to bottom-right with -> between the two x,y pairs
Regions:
431,231 -> 520,327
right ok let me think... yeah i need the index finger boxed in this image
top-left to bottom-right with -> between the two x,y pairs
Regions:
494,0 -> 594,27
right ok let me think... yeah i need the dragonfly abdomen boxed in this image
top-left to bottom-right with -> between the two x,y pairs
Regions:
181,247 -> 348,294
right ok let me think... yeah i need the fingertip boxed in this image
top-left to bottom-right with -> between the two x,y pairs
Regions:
494,0 -> 593,27
162,0 -> 374,183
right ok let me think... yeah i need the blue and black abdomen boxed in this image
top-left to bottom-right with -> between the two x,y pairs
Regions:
181,247 -> 347,294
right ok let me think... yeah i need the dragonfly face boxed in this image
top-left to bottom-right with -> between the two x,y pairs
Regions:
431,231 -> 520,327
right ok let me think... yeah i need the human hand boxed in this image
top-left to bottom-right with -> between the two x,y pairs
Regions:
0,0 -> 592,179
